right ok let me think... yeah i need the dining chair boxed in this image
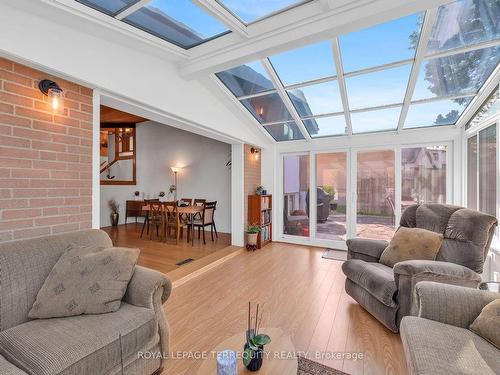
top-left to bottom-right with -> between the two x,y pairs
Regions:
148,202 -> 165,241
192,199 -> 206,221
163,201 -> 180,245
180,198 -> 193,205
140,198 -> 160,238
193,201 -> 218,245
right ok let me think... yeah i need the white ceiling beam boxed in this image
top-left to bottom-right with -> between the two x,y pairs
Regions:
397,8 -> 438,131
115,0 -> 149,20
261,59 -> 312,141
192,0 -> 248,38
344,58 -> 413,78
331,37 -> 353,136
285,75 -> 337,90
183,0 -> 452,78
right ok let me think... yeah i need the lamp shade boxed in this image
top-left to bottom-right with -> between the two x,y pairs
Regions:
170,166 -> 182,173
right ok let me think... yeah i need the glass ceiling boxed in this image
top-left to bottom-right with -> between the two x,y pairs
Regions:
216,0 -> 500,141
216,0 -> 309,24
77,0 -> 230,48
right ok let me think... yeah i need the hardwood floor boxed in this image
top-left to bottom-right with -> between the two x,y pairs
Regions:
102,223 -> 231,274
164,242 -> 407,375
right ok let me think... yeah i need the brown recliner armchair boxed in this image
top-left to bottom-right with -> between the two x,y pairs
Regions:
341,204 -> 497,332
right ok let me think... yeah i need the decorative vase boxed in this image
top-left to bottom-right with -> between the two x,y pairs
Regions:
110,212 -> 119,226
243,343 -> 264,372
246,233 -> 258,251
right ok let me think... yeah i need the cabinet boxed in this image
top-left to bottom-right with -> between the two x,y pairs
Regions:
248,195 -> 272,249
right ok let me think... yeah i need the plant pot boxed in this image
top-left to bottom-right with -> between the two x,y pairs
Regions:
243,343 -> 264,372
110,212 -> 119,226
247,232 -> 258,246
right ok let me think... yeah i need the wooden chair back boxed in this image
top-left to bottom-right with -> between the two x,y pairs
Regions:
202,201 -> 217,225
193,199 -> 206,208
180,198 -> 193,206
163,201 -> 178,223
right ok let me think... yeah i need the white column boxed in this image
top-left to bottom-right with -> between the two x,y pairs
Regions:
261,145 -> 277,239
92,90 -> 100,229
231,143 -> 245,246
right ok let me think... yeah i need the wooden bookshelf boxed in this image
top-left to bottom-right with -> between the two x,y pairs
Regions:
248,194 -> 272,249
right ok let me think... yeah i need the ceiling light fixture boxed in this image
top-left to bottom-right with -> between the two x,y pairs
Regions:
38,79 -> 63,111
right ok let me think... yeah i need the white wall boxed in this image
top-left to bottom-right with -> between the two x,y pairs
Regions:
100,121 -> 232,233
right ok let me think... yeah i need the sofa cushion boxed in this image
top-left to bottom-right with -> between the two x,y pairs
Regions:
29,245 -> 139,319
342,260 -> 397,307
0,303 -> 157,375
0,354 -> 27,375
415,204 -> 461,234
379,227 -> 443,267
469,299 -> 500,349
0,230 -> 113,330
401,316 -> 499,375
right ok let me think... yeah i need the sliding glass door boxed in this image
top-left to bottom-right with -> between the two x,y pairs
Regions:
281,143 -> 450,244
283,154 -> 310,237
401,146 -> 447,210
356,150 -> 395,240
315,152 -> 348,241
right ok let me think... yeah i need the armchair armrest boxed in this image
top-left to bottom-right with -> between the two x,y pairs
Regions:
124,265 -> 172,309
346,238 -> 388,262
393,260 -> 482,282
124,266 -> 172,368
415,281 -> 499,328
393,260 -> 482,322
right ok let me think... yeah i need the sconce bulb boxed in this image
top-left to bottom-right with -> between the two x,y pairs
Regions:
48,87 -> 62,111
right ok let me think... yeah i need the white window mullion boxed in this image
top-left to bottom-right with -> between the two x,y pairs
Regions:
395,146 -> 402,225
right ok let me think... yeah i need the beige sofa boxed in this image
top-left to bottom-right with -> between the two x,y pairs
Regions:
401,281 -> 499,375
0,229 -> 171,375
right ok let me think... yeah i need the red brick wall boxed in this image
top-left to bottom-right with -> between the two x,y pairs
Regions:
244,144 -> 261,229
0,58 -> 93,242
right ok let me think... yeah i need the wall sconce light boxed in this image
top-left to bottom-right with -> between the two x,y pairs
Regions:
38,79 -> 63,111
250,147 -> 260,161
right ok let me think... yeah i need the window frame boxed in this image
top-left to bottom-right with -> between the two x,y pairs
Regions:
464,104 -> 500,238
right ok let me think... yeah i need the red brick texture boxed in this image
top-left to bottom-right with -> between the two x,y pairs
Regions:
0,58 -> 93,242
244,144 -> 261,230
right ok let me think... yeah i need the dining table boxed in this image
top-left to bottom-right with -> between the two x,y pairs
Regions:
142,204 -> 202,246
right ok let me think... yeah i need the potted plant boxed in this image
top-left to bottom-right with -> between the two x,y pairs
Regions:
243,302 -> 270,371
109,199 -> 120,226
246,224 -> 261,251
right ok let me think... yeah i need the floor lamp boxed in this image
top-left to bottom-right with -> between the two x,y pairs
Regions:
171,166 -> 181,201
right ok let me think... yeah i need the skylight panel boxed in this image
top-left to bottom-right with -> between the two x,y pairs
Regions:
303,115 -> 346,138
350,107 -> 401,134
404,97 -> 473,128
413,46 -> 500,101
427,0 -> 500,55
264,122 -> 305,141
76,0 -> 136,16
123,0 -> 229,49
287,81 -> 343,118
216,0 -> 307,24
339,13 -> 422,73
216,61 -> 274,98
239,92 -> 293,124
345,64 -> 412,110
269,41 -> 336,86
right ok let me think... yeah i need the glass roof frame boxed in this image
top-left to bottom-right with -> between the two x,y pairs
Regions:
215,1 -> 500,142
214,0 -> 312,25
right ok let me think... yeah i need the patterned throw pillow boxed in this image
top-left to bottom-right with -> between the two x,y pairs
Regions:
379,227 -> 443,267
28,244 -> 139,319
469,299 -> 500,349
